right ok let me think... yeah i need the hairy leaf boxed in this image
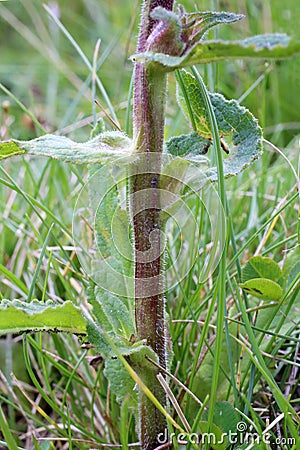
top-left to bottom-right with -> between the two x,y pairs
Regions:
147,7 -> 184,55
133,34 -> 300,70
92,286 -> 134,339
0,299 -> 86,336
165,132 -> 211,159
101,342 -> 161,413
0,131 -> 132,164
167,70 -> 262,181
146,7 -> 243,56
104,358 -> 137,406
93,170 -> 133,277
87,321 -> 145,358
80,164 -> 134,297
183,10 -> 244,41
87,282 -> 135,358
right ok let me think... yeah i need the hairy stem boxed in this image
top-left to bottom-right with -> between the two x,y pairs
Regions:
131,1 -> 174,448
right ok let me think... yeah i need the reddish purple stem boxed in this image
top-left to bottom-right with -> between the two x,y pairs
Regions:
131,1 -> 174,448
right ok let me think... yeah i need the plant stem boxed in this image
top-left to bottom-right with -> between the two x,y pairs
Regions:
132,1 -> 174,448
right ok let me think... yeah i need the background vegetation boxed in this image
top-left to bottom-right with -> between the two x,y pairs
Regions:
0,0 -> 299,448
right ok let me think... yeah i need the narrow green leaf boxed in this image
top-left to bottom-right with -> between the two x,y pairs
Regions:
239,278 -> 283,301
0,263 -> 29,295
0,131 -> 133,164
27,223 -> 54,302
0,82 -> 47,133
0,404 -> 19,450
133,34 -> 300,70
235,283 -> 299,438
76,162 -> 134,298
286,262 -> 300,290
87,283 -> 112,333
241,256 -> 283,283
0,299 -> 86,336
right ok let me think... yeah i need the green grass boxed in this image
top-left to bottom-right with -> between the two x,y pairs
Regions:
0,0 -> 299,448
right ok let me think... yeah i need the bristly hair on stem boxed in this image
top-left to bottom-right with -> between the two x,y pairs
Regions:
131,1 -> 174,449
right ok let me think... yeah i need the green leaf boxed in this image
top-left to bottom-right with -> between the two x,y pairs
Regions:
0,140 -> 24,160
176,69 -> 214,139
0,131 -> 132,164
0,404 -> 19,450
91,286 -> 134,339
167,70 -> 262,181
185,333 -> 239,419
239,278 -> 283,301
0,263 -> 29,295
166,132 -> 211,159
196,421 -> 226,450
100,335 -> 159,408
203,402 -> 240,437
86,321 -> 113,356
184,11 -> 244,41
87,321 -> 143,358
255,286 -> 300,339
133,34 -> 300,70
78,164 -> 134,297
87,284 -> 135,360
93,169 -> 133,277
240,256 -> 284,300
104,357 -> 137,407
0,299 -> 86,336
241,256 -> 282,284
102,344 -> 160,407
146,7 -> 243,56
